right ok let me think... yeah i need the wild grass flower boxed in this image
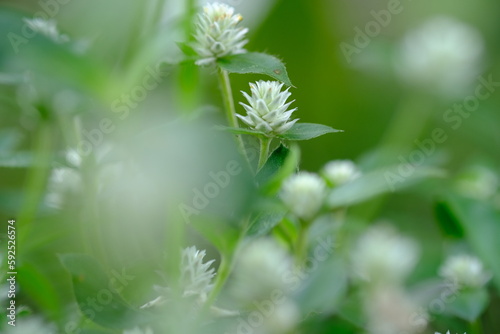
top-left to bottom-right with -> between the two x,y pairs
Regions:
280,172 -> 326,221
238,80 -> 298,136
193,3 -> 248,65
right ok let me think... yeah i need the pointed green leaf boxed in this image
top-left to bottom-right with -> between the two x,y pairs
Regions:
217,52 -> 293,86
278,123 -> 342,141
256,144 -> 300,194
60,254 -> 143,329
447,288 -> 489,322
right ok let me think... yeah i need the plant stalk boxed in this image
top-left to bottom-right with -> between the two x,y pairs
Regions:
257,136 -> 271,171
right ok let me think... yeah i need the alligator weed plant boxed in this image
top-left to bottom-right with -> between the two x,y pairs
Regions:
0,2 -> 499,334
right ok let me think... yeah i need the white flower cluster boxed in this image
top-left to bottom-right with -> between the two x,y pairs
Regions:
351,225 -> 419,284
23,18 -> 69,43
122,327 -> 154,334
439,254 -> 491,289
238,80 -> 298,135
193,3 -> 248,65
280,172 -> 326,221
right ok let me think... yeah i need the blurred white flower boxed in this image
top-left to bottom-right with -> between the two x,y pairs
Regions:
365,286 -> 427,334
44,167 -> 81,209
4,316 -> 55,334
395,16 -> 484,98
231,238 -> 293,304
262,298 -> 300,334
23,18 -> 69,43
455,166 -> 498,200
141,246 -> 215,309
351,225 -> 419,284
238,80 -> 298,135
123,327 -> 154,334
181,246 -> 216,298
439,254 -> 491,289
193,2 -> 248,65
322,160 -> 361,186
280,172 -> 326,221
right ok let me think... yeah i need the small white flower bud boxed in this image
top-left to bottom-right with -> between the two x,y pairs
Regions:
180,246 -> 216,298
280,172 -> 326,221
439,254 -> 491,289
322,160 -> 361,186
193,3 -> 248,65
238,80 -> 298,135
351,225 -> 419,284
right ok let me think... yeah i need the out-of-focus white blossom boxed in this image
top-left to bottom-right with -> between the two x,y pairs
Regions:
141,246 -> 215,309
351,225 -> 419,284
4,316 -> 56,334
365,286 -> 427,334
231,238 -> 293,304
238,81 -> 298,135
23,18 -> 69,43
193,3 -> 248,65
395,16 -> 484,98
439,254 -> 491,289
280,172 -> 326,221
322,160 -> 361,186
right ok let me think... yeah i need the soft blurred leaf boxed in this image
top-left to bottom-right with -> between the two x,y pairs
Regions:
214,125 -> 264,136
328,166 -> 445,208
296,257 -> 347,314
0,151 -> 33,168
447,288 -> 489,322
217,52 -> 293,86
445,195 -> 500,293
247,208 -> 286,236
278,123 -> 342,141
60,254 -> 143,330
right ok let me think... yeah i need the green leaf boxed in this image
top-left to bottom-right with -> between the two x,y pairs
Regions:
213,125 -> 264,136
176,42 -> 197,57
447,288 -> 489,322
445,195 -> 500,293
256,144 -> 300,195
0,152 -> 34,168
278,123 -> 342,141
296,257 -> 347,314
217,52 -> 293,86
328,166 -> 445,208
247,208 -> 287,237
59,254 -> 143,330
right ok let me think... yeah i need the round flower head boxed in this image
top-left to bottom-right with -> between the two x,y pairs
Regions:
238,81 -> 298,135
351,225 -> 419,285
280,172 -> 326,220
395,16 -> 484,98
439,254 -> 491,289
322,160 -> 361,187
193,3 -> 248,65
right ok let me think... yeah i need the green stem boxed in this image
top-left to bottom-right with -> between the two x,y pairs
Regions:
257,136 -> 271,171
295,221 -> 310,265
217,69 -> 251,169
469,319 -> 482,334
206,254 -> 230,306
18,121 -> 53,244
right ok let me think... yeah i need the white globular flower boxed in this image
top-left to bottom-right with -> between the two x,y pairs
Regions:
351,225 -> 419,285
230,238 -> 293,304
439,254 -> 491,289
322,160 -> 361,187
23,18 -> 69,43
238,80 -> 298,136
280,172 -> 326,221
181,246 -> 216,298
395,16 -> 484,98
193,3 -> 248,65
